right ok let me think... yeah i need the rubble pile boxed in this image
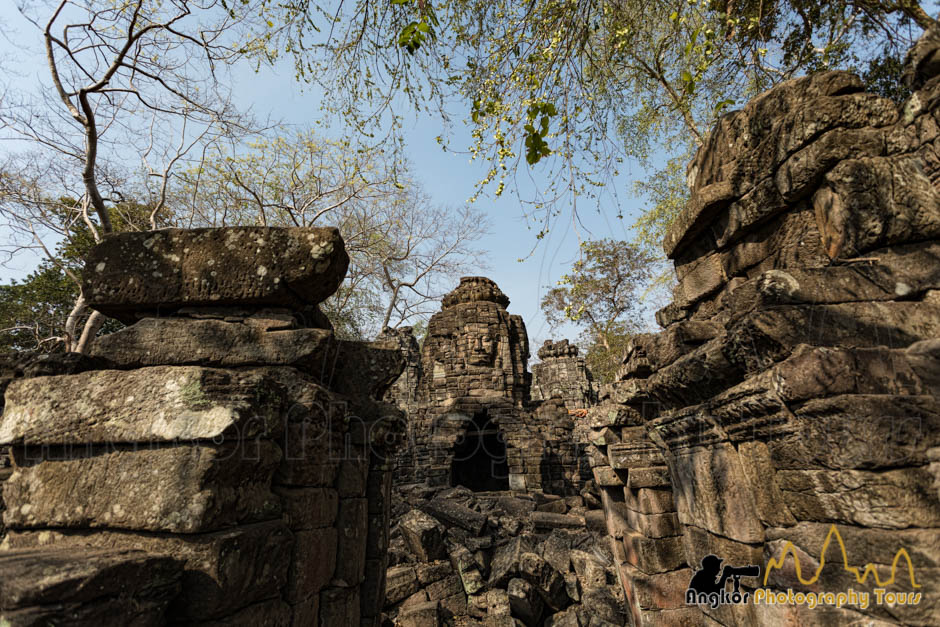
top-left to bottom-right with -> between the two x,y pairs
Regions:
383,485 -> 626,627
0,227 -> 405,626
586,26 -> 940,627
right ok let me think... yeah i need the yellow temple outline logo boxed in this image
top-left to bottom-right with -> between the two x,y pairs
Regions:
763,523 -> 921,589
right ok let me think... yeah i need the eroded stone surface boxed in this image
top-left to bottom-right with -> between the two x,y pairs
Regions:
3,442 -> 281,533
84,227 -> 349,322
0,366 -> 286,445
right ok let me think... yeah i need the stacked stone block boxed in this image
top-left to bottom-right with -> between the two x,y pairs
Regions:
584,29 -> 940,627
376,326 -> 422,410
530,339 -> 597,409
0,227 -> 403,626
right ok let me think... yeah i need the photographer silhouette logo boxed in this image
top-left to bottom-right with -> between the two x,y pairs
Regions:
686,555 -> 761,609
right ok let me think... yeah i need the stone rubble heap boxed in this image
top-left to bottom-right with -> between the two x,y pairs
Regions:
586,26 -> 940,627
383,484 -> 625,626
0,227 -> 405,626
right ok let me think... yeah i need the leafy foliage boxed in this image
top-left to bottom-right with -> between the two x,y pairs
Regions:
247,0 -> 934,245
541,238 -> 658,383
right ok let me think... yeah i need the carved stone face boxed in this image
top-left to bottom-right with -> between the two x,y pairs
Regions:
461,323 -> 498,367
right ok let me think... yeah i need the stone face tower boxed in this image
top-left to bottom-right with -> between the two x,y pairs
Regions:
393,277 -> 587,495
530,339 -> 596,409
419,277 -> 530,406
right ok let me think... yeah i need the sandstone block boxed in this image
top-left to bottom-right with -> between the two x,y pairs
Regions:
397,601 -> 440,627
84,227 -> 349,322
507,577 -> 543,625
617,562 -> 691,610
4,442 -> 281,533
385,565 -> 419,605
625,488 -> 676,516
813,156 -> 940,259
318,586 -> 359,627
488,535 -> 535,587
622,532 -> 686,574
2,521 -> 292,621
530,511 -> 585,530
0,547 -> 180,626
668,444 -> 763,543
91,317 -> 336,369
334,498 -> 368,586
777,467 -> 940,528
420,498 -> 487,535
0,367 -> 285,445
274,486 -> 338,530
629,467 -> 672,489
288,529 -> 338,604
399,508 -> 447,562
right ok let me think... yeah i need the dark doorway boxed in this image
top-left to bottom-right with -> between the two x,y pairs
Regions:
451,410 -> 510,491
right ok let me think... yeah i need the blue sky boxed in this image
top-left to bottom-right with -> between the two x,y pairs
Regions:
0,4 -> 663,351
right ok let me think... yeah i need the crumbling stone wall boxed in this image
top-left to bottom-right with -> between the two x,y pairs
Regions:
377,326 -> 423,410
586,29 -> 940,627
0,227 -> 404,626
530,339 -> 597,409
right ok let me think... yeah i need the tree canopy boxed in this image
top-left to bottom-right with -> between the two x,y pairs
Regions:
251,0 -> 936,245
540,238 -> 658,382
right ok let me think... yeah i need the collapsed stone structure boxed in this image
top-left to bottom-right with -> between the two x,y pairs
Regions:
384,485 -> 627,626
0,227 -> 404,625
584,29 -> 940,627
393,277 -> 588,497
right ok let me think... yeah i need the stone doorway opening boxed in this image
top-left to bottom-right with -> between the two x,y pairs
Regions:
451,410 -> 510,491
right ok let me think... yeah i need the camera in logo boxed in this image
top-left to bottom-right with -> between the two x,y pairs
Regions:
686,554 -> 761,609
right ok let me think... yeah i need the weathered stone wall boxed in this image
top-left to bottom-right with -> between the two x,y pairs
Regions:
377,326 -> 423,409
587,29 -> 940,627
530,339 -> 597,409
0,227 -> 404,626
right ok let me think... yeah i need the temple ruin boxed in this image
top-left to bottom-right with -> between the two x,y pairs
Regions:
392,277 -> 588,496
1,24 -> 939,627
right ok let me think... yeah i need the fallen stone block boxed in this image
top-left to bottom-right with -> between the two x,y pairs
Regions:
531,511 -> 585,530
83,227 -> 349,322
399,508 -> 447,562
507,577 -> 543,625
518,552 -> 568,611
385,565 -> 419,605
397,600 -> 440,627
420,498 -> 487,535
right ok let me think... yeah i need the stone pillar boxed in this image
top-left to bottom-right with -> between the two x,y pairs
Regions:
0,227 -> 404,626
